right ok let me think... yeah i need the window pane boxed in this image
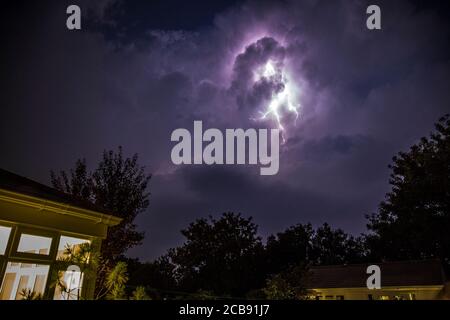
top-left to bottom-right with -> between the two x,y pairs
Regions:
0,261 -> 50,300
53,269 -> 84,300
17,234 -> 52,256
57,236 -> 90,259
0,226 -> 12,255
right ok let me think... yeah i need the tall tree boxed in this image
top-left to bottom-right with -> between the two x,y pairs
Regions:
168,213 -> 265,297
51,147 -> 151,261
265,223 -> 313,274
366,115 -> 450,273
310,223 -> 366,266
266,223 -> 366,272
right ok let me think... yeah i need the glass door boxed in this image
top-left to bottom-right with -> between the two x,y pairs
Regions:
0,261 -> 50,300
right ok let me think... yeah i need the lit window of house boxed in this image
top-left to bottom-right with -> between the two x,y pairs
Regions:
305,260 -> 446,300
53,236 -> 91,300
0,226 -> 11,255
17,234 -> 53,255
0,169 -> 121,300
1,261 -> 50,300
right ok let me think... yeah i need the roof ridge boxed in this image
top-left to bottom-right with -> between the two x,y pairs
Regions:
0,168 -> 115,216
310,259 -> 442,269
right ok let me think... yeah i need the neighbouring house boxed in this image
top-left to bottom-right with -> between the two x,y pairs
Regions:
0,168 -> 121,300
305,260 -> 449,300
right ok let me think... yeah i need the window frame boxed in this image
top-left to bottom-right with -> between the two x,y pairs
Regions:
0,222 -> 16,287
57,234 -> 92,252
9,227 -> 58,261
52,233 -> 93,300
0,221 -> 15,257
0,226 -> 57,300
0,224 -> 96,300
0,258 -> 52,300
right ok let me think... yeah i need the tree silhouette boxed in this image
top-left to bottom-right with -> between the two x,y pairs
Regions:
51,146 -> 151,261
366,115 -> 450,273
168,213 -> 265,297
51,147 -> 151,297
310,223 -> 366,266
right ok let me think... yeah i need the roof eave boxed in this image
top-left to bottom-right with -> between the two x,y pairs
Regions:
0,188 -> 122,227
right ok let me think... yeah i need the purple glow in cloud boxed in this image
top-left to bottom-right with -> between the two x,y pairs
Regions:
227,36 -> 302,141
2,0 -> 450,261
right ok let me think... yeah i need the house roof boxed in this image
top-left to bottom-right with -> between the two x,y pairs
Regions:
306,259 -> 445,289
0,168 -> 114,216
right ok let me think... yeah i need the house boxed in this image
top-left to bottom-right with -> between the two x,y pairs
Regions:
0,168 -> 121,300
305,260 -> 449,300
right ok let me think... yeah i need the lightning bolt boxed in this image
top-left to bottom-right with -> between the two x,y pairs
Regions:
253,60 -> 300,142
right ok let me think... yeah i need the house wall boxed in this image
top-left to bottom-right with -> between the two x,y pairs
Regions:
309,285 -> 445,300
0,189 -> 120,300
0,219 -> 102,300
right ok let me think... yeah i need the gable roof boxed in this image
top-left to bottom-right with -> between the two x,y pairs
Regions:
306,259 -> 445,289
0,168 -> 114,216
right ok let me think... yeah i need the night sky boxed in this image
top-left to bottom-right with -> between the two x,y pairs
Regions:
1,0 -> 449,260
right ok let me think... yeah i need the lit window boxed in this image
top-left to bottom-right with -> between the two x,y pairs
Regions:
53,236 -> 90,300
17,234 -> 52,255
53,266 -> 84,300
0,226 -> 12,255
0,261 -> 50,300
57,236 -> 90,259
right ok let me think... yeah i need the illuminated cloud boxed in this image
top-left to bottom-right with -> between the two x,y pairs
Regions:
2,0 -> 450,260
228,36 -> 301,141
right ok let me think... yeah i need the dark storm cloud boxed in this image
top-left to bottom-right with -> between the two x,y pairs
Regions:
301,134 -> 371,161
143,165 -> 367,241
1,0 -> 449,259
